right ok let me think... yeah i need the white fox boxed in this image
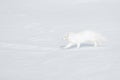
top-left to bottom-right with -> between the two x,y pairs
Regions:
63,31 -> 106,49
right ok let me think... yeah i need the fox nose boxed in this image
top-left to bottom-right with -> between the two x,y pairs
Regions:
63,37 -> 66,40
63,36 -> 67,40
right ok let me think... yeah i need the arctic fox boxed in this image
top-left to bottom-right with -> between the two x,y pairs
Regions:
63,31 -> 106,49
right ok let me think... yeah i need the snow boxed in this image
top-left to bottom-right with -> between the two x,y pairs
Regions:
0,0 -> 120,80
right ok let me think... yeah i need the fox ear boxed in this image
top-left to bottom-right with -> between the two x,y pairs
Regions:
64,32 -> 75,37
68,32 -> 74,35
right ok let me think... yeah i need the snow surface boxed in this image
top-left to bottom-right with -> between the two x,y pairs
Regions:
0,0 -> 120,80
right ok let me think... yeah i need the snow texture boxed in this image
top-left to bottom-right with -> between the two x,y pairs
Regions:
0,0 -> 120,80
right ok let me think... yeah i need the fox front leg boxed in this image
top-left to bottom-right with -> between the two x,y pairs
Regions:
77,43 -> 81,48
94,41 -> 98,47
64,43 -> 74,49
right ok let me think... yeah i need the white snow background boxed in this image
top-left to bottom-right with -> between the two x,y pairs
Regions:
0,0 -> 120,80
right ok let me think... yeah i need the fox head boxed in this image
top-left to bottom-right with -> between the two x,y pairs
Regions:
63,32 -> 75,41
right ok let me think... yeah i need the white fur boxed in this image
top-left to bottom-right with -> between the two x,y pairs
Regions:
63,31 -> 106,48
